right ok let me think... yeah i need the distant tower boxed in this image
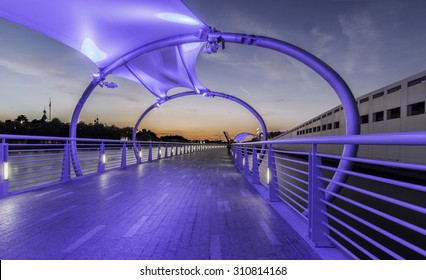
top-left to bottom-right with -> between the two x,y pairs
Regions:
49,98 -> 51,121
95,115 -> 99,124
42,107 -> 47,122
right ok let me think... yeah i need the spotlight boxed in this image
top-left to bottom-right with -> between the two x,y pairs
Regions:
99,81 -> 118,88
203,35 -> 225,54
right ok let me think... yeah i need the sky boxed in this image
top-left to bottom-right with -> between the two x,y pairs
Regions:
0,0 -> 426,140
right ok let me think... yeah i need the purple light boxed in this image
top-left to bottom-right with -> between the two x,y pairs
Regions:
155,13 -> 200,25
81,38 -> 107,62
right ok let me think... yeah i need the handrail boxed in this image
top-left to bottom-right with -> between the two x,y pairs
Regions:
231,132 -> 426,260
235,131 -> 426,146
0,134 -> 224,196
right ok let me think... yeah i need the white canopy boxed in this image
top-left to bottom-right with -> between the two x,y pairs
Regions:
0,0 -> 208,98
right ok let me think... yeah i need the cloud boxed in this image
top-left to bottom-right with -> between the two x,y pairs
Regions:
237,86 -> 251,97
338,11 -> 381,74
309,26 -> 334,57
0,58 -> 47,78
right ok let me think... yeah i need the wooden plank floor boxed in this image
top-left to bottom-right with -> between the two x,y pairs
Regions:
0,148 -> 320,260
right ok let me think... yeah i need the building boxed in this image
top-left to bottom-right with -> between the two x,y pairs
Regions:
278,70 -> 426,163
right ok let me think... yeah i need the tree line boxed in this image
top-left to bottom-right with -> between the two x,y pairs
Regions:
0,115 -> 192,142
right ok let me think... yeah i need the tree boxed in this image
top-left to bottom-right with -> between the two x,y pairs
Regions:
15,115 -> 29,124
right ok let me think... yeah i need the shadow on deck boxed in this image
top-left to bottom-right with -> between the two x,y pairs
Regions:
0,148 -> 320,260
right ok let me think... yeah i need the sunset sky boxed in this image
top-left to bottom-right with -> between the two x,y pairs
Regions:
1,0 -> 425,140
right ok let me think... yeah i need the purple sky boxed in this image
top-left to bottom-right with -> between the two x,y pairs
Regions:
1,0 -> 425,140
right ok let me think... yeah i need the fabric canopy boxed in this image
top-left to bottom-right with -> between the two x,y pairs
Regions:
0,0 -> 208,98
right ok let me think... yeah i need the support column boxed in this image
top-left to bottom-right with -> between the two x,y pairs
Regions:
252,146 -> 260,185
157,143 -> 162,160
0,142 -> 9,197
121,143 -> 127,169
61,141 -> 71,182
308,144 -> 332,247
244,146 -> 250,176
148,143 -> 153,162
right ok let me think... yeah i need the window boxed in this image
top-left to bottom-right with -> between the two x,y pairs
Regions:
327,123 -> 332,130
322,124 -> 326,131
387,85 -> 401,94
327,112 -> 332,116
309,128 -> 312,133
361,115 -> 369,124
321,114 -> 326,119
407,101 -> 425,116
373,111 -> 384,122
313,127 -> 317,133
373,91 -> 384,99
317,126 -> 321,132
387,107 -> 401,120
407,76 -> 426,87
334,121 -> 340,129
359,97 -> 369,104
334,108 -> 340,113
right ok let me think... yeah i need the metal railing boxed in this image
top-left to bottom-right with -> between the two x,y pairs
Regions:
0,134 -> 221,195
231,132 -> 426,260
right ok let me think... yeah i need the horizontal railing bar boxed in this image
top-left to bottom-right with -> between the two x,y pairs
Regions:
275,162 -> 309,176
272,149 -> 310,156
277,187 -> 308,209
276,191 -> 308,219
322,215 -> 380,260
321,199 -> 424,256
10,170 -> 62,182
323,233 -> 363,260
318,153 -> 426,172
319,176 -> 425,213
274,155 -> 309,166
318,164 -> 426,193
233,131 -> 426,146
277,177 -> 308,196
9,176 -> 61,188
275,168 -> 308,186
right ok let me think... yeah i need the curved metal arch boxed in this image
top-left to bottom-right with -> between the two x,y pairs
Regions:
131,91 -> 268,154
234,132 -> 257,143
69,30 -> 360,202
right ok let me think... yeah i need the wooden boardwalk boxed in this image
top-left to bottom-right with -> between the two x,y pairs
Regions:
0,148 -> 320,260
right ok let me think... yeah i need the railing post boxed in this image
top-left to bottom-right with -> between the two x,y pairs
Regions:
268,145 -> 279,202
157,143 -> 161,160
308,144 -> 332,247
121,143 -> 127,168
244,146 -> 250,176
252,146 -> 260,184
61,141 -> 71,182
171,144 -> 174,157
0,141 -> 9,197
165,143 -> 169,158
148,143 -> 153,162
137,143 -> 142,164
237,146 -> 243,171
98,142 -> 105,173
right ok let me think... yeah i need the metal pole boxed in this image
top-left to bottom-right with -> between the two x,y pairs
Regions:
308,144 -> 332,247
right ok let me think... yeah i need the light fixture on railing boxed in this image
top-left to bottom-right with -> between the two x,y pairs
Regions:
139,151 -> 142,159
102,154 -> 106,164
3,162 -> 9,180
267,167 -> 270,184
